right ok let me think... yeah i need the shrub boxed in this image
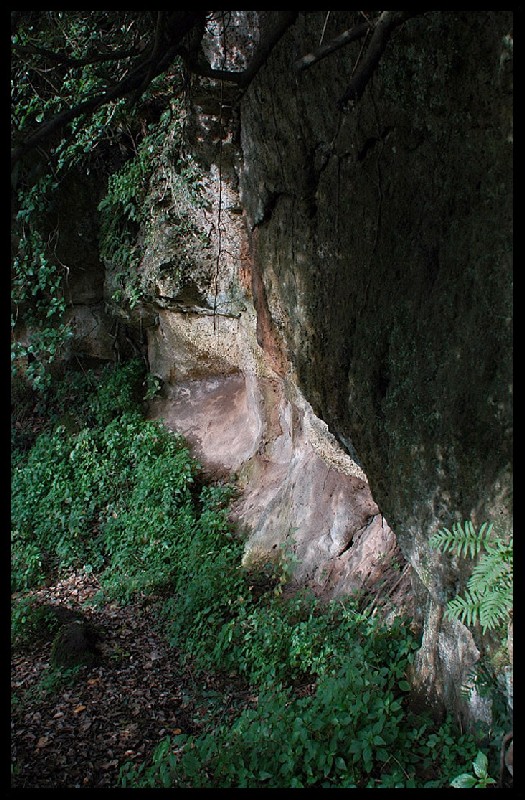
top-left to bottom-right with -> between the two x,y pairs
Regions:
11,596 -> 60,650
11,359 -> 200,595
119,651 -> 481,789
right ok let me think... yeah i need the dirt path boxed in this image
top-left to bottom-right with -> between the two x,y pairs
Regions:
11,572 -> 245,789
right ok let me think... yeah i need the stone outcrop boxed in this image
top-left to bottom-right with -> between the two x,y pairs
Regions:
237,10 -> 512,725
35,10 -> 511,731
148,304 -> 410,620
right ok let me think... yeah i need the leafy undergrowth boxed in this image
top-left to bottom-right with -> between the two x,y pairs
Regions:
11,360 -> 496,789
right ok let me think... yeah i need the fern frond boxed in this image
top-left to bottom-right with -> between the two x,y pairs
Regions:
469,553 -> 512,597
432,519 -> 512,634
445,552 -> 512,633
487,536 -> 513,565
429,521 -> 494,559
478,586 -> 513,634
445,590 -> 481,628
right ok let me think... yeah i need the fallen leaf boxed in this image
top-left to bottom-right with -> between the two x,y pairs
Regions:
73,705 -> 86,714
36,736 -> 49,749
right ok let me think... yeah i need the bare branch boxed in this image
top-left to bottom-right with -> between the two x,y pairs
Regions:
337,11 -> 419,109
294,20 -> 371,73
12,10 -> 417,170
236,11 -> 298,88
131,11 -> 168,101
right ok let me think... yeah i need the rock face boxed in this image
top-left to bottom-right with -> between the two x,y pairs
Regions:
237,10 -> 512,724
37,11 -> 511,730
149,311 -> 410,617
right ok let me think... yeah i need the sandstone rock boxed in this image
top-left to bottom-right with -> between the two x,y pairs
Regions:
42,10 -> 512,731
238,10 -> 512,725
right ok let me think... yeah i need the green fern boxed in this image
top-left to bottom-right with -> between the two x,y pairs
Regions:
429,521 -> 513,634
429,520 -> 494,560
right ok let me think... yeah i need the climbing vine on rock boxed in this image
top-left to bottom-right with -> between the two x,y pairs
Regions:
98,95 -> 207,314
11,11 -> 190,387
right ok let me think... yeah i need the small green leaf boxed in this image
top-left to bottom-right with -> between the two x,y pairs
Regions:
450,773 -> 477,788
472,750 -> 488,778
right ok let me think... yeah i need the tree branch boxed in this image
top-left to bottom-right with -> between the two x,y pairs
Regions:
294,20 -> 371,73
11,83 -> 129,169
337,11 -> 418,109
11,11 -> 207,170
180,11 -> 298,89
237,11 -> 298,88
130,11 -> 169,101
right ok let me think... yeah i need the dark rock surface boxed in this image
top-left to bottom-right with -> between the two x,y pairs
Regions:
238,10 -> 512,722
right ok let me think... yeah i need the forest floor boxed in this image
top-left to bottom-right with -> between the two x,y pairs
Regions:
11,571 -> 256,789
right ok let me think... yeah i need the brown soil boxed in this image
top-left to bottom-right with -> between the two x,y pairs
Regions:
11,571 -> 254,789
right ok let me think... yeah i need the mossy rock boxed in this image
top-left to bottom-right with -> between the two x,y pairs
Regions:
50,620 -> 99,669
12,600 -> 84,652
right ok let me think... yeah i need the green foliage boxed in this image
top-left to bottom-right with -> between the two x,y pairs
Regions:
11,362 -> 494,789
11,596 -> 60,650
12,13 -> 156,149
12,203 -> 74,390
120,669 -> 481,789
35,664 -> 85,699
74,358 -> 145,426
98,100 -> 207,311
97,133 -> 152,304
429,521 -> 513,633
11,359 -> 202,596
450,750 -> 496,788
11,12 -> 191,388
202,591 -> 414,691
11,10 -> 205,390
143,373 -> 162,400
429,520 -> 494,560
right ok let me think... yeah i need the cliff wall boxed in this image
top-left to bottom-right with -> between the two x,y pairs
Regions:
39,10 -> 512,729
237,10 -> 512,721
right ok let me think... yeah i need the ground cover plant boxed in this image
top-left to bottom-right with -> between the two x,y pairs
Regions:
12,359 -> 499,788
